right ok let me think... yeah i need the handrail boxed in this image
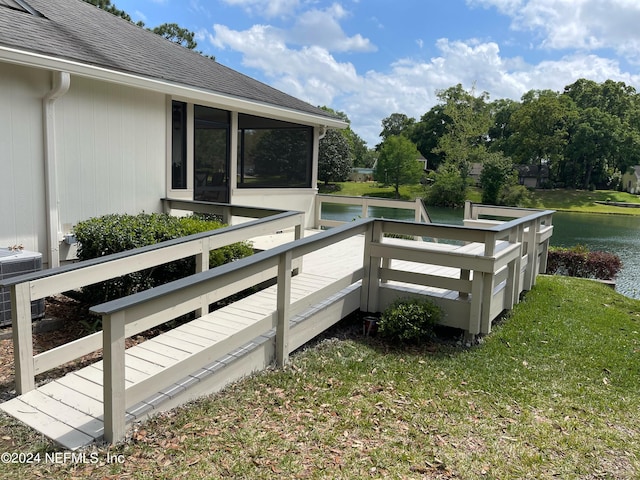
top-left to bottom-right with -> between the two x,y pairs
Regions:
3,202 -> 555,445
91,218 -> 374,442
315,194 -> 431,229
4,207 -> 305,394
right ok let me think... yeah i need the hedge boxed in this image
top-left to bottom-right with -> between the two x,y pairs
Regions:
546,245 -> 622,281
73,213 -> 253,304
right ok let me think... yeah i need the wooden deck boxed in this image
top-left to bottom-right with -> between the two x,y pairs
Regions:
0,203 -> 554,450
0,234 -> 365,450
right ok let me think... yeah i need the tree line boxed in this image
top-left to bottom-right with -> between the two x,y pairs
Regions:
378,79 -> 640,205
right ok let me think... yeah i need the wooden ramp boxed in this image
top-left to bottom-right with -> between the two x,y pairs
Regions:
0,264 -> 362,450
1,217 -> 546,450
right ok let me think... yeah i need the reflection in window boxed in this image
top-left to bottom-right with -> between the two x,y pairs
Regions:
194,105 -> 229,202
238,114 -> 312,188
171,101 -> 187,189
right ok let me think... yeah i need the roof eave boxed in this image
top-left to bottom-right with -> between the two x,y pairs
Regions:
0,46 -> 348,129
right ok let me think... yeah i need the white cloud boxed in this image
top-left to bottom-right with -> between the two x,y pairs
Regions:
207,1 -> 640,146
288,6 -> 376,52
220,0 -> 300,19
468,0 -> 640,62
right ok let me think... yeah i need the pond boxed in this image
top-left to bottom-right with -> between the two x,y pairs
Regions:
320,203 -> 640,299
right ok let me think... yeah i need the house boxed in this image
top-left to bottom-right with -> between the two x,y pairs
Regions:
622,165 -> 640,194
516,165 -> 549,188
0,0 -> 346,268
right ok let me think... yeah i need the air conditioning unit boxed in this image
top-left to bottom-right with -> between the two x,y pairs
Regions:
0,248 -> 45,328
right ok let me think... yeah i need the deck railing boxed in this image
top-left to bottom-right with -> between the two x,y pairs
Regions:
314,194 -> 431,229
2,201 -> 554,445
91,219 -> 371,442
1,204 -> 304,395
88,207 -> 553,442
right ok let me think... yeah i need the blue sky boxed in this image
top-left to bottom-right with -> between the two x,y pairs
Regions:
114,0 -> 640,146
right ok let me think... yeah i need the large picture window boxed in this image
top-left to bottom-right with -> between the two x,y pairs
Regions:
237,114 -> 312,188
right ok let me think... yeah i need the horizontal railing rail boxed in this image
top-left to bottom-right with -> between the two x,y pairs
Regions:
91,218 -> 374,442
2,206 -> 305,394
315,194 -> 431,229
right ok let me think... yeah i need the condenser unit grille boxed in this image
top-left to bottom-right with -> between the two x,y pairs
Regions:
0,249 -> 45,327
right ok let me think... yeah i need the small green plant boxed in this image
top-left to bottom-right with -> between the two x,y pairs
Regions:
378,297 -> 442,343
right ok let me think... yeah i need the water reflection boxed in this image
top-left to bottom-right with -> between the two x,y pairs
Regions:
321,204 -> 640,299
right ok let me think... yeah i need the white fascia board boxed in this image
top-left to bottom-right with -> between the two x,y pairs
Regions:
0,46 -> 348,129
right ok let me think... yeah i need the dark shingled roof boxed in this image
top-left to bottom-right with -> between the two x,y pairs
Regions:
0,0 -> 340,123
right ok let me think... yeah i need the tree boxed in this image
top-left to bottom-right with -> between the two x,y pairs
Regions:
479,152 -> 515,205
433,84 -> 491,181
152,23 -> 197,50
379,113 -> 416,145
487,98 -> 520,156
509,90 -> 575,186
374,136 -> 423,198
425,161 -> 466,207
318,129 -> 353,185
319,106 -> 373,167
410,105 -> 448,171
83,0 -> 205,54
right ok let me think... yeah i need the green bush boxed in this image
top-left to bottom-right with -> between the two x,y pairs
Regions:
73,213 -> 253,304
378,297 -> 442,343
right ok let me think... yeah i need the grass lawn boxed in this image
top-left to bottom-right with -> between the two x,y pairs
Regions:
321,182 -> 640,215
1,276 -> 638,479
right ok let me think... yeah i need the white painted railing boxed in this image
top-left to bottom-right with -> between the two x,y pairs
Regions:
90,207 -> 553,443
91,219 -> 371,443
2,200 -> 554,445
314,194 -> 431,229
1,205 -> 304,394
463,201 -> 554,288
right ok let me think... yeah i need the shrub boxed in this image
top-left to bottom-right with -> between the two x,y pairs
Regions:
73,213 -> 253,304
378,297 -> 442,343
546,245 -> 622,280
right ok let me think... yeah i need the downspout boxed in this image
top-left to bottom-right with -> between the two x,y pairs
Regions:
318,125 -> 328,140
43,71 -> 70,268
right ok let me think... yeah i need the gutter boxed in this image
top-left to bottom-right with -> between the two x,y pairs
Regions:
43,71 -> 70,268
1,47 -> 347,130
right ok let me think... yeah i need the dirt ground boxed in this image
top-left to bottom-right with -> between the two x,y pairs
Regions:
0,295 -> 133,401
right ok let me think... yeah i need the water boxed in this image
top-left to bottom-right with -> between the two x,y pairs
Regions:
549,212 -> 640,299
321,203 -> 640,299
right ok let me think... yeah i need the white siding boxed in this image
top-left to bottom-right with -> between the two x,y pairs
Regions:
1,64 -> 167,266
56,76 -> 166,230
0,64 -> 49,254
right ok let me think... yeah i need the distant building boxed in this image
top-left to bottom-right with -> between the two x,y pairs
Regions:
622,165 -> 640,194
516,165 -> 549,188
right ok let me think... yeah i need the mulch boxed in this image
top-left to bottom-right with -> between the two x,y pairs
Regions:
0,295 -> 148,402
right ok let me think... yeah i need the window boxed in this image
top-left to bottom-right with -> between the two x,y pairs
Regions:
237,114 -> 312,188
171,101 -> 187,189
194,106 -> 229,202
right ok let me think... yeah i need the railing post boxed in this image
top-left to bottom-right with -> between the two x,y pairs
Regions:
195,238 -> 210,316
468,270 -> 484,338
293,215 -> 304,274
523,219 -> 540,290
276,251 -> 292,367
361,197 -> 368,220
103,311 -> 126,444
360,221 -> 383,313
464,200 -> 474,221
11,283 -> 35,394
